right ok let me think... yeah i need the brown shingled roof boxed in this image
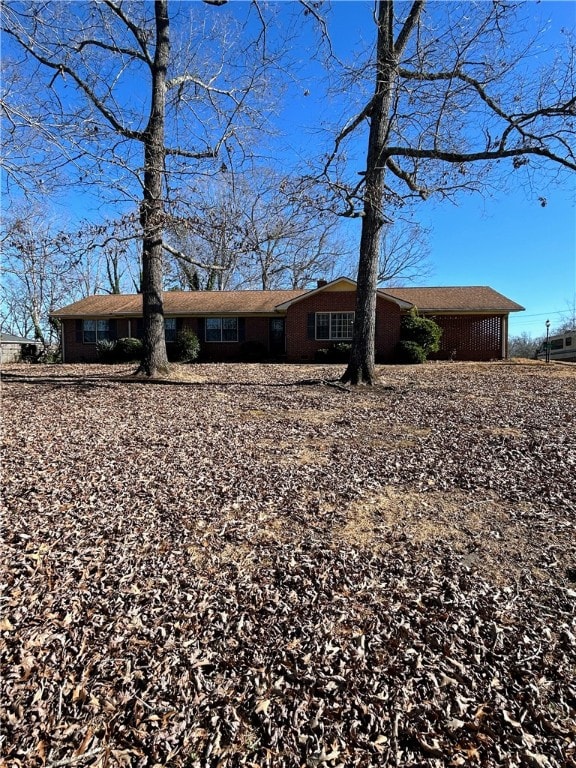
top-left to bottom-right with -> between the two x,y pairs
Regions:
52,290 -> 307,318
382,286 -> 524,313
52,284 -> 524,318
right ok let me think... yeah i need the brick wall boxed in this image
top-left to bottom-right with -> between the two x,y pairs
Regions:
184,317 -> 271,361
62,318 -> 132,363
62,316 -> 276,363
61,308 -> 505,363
429,314 -> 503,361
285,291 -> 402,361
375,298 -> 403,361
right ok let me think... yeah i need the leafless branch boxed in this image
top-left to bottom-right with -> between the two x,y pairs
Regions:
299,1 -> 334,59
384,144 -> 576,172
161,240 -> 226,271
394,1 -> 424,58
0,29 -> 143,142
102,0 -> 153,66
323,99 -> 375,175
385,157 -> 430,199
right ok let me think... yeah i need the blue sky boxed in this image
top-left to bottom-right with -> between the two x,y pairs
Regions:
272,0 -> 576,340
421,185 -> 575,338
4,1 -> 574,339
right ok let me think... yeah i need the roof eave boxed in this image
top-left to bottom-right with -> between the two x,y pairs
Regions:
376,290 -> 414,310
415,307 -> 525,314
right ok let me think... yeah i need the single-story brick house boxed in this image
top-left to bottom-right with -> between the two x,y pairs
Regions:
51,277 -> 524,363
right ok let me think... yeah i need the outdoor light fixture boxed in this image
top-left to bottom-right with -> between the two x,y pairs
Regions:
545,319 -> 550,364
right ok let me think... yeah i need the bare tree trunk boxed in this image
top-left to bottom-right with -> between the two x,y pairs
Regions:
106,250 -> 122,295
341,0 -> 394,385
31,303 -> 47,348
138,0 -> 170,376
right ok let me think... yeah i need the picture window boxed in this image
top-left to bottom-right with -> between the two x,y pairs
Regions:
315,312 -> 354,341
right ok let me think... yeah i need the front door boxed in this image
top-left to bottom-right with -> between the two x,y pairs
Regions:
269,317 -> 285,356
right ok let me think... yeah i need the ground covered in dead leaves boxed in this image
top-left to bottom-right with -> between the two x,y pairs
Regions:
1,361 -> 575,768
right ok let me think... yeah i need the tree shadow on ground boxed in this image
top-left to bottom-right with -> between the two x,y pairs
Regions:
1,370 -> 355,391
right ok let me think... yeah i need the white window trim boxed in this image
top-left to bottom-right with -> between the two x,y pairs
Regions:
315,312 -> 354,341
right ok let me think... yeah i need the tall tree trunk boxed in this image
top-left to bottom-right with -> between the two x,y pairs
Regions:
139,0 -> 170,376
31,302 -> 47,348
106,250 -> 122,294
341,0 -> 395,385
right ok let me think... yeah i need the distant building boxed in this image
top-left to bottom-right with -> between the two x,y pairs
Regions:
0,332 -> 41,363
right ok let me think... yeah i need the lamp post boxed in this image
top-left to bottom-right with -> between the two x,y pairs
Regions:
545,319 -> 550,363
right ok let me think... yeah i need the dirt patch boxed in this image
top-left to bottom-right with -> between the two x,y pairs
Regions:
335,486 -> 562,588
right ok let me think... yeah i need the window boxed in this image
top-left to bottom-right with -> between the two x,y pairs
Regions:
165,318 -> 177,342
565,337 -> 572,347
315,312 -> 354,341
551,338 -> 564,350
83,319 -> 112,344
205,317 -> 238,342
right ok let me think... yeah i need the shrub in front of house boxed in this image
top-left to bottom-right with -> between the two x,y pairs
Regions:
329,342 -> 352,363
168,329 -> 200,363
96,339 -> 117,363
97,337 -> 143,363
20,343 -> 40,363
37,346 -> 61,364
115,337 -> 143,361
394,340 -> 427,364
400,309 -> 442,357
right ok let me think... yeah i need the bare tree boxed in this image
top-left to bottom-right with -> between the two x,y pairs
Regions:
1,1 -> 282,375
72,215 -> 143,297
508,332 -> 540,360
165,176 -> 249,291
165,170 -> 348,290
240,172 -> 347,290
319,1 -> 575,384
553,298 -> 576,334
0,207 -> 78,347
378,220 -> 431,286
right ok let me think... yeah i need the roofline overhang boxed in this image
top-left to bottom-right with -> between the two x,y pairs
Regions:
376,290 -> 414,310
52,310 -> 289,319
410,308 -> 525,315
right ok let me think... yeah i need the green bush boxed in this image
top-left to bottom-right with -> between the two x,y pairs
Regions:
315,348 -> 330,362
169,329 -> 200,363
240,340 -> 267,361
394,340 -> 427,364
115,337 -> 143,361
97,337 -> 143,363
37,346 -> 62,364
96,339 -> 117,363
400,310 -> 442,356
20,343 -> 40,363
